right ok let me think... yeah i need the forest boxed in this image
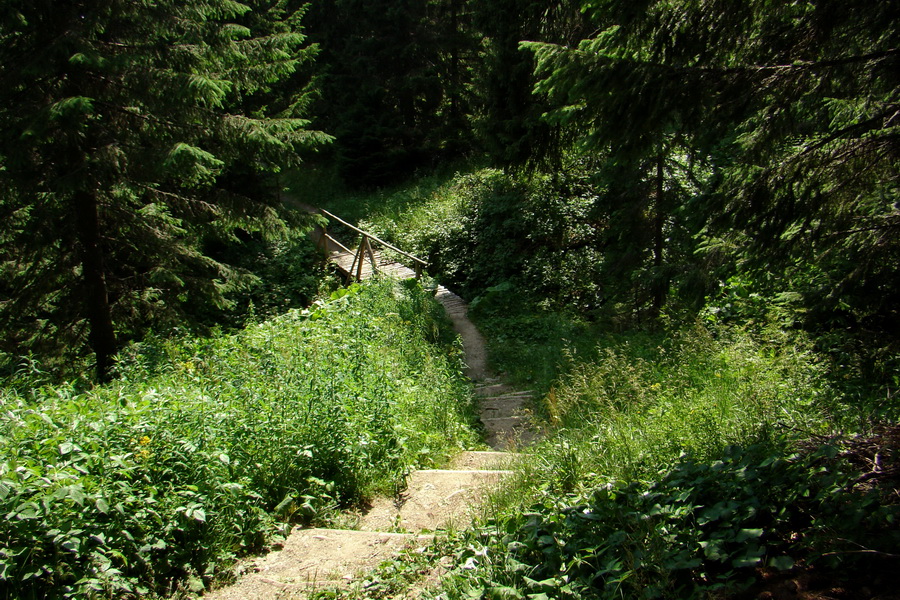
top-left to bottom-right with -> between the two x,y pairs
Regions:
0,0 -> 898,599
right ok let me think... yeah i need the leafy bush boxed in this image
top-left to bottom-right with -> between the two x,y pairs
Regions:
532,325 -> 832,492
438,442 -> 899,600
0,279 -> 479,599
207,229 -> 327,328
355,168 -> 605,311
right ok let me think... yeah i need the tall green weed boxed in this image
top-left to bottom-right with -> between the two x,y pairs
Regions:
536,326 -> 828,490
0,279 -> 478,599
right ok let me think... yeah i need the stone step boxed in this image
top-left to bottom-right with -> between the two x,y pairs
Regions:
448,450 -> 521,470
482,416 -> 540,450
481,391 -> 535,401
441,305 -> 468,314
481,415 -> 528,430
500,388 -> 535,396
437,303 -> 467,314
435,293 -> 464,301
480,397 -> 529,419
359,469 -> 512,532
204,528 -> 433,600
439,301 -> 467,309
474,383 -> 514,396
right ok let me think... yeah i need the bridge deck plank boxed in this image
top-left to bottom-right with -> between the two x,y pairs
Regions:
328,249 -> 416,281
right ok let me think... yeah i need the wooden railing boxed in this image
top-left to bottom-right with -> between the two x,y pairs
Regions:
318,209 -> 427,281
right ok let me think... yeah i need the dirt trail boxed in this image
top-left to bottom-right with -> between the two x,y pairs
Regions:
204,285 -> 537,600
434,285 -> 489,380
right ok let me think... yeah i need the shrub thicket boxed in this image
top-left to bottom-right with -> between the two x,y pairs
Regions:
436,441 -> 900,600
0,279 -> 478,599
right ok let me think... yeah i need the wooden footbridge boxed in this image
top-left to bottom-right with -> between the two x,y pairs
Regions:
314,209 -> 427,282
311,208 -> 483,377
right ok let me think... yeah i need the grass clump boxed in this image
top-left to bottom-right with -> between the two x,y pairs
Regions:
483,324 -> 831,508
0,279 -> 479,599
436,440 -> 900,600
422,325 -> 897,600
537,325 -> 829,489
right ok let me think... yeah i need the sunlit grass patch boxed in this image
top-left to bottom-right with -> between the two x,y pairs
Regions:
0,279 -> 479,599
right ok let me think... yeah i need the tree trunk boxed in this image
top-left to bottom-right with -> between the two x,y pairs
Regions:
448,0 -> 462,123
650,151 -> 667,320
73,190 -> 117,382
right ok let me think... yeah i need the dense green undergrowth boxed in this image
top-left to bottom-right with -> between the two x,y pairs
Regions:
449,312 -> 897,599
327,321 -> 897,600
296,166 -> 898,600
431,440 -> 900,600
511,325 -> 832,495
0,279 -> 479,599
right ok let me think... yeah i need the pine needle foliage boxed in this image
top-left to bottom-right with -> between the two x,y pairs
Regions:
305,0 -> 477,187
525,0 -> 899,330
0,0 -> 332,380
470,0 -> 587,169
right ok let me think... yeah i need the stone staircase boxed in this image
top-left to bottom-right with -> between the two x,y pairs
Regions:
203,451 -> 513,600
434,283 -> 538,447
203,287 -> 538,600
475,382 -> 538,450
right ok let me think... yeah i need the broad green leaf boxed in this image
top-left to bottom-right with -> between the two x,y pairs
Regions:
768,556 -> 795,571
274,493 -> 294,515
95,498 -> 110,514
488,586 -> 523,600
14,502 -> 40,520
68,486 -> 86,506
736,528 -> 764,543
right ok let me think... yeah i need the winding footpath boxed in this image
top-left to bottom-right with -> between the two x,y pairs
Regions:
203,282 -> 537,600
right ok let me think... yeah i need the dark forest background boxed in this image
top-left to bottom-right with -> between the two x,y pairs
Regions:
1,0 -> 897,391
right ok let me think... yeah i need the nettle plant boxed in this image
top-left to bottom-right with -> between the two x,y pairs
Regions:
0,279 -> 477,599
443,443 -> 899,600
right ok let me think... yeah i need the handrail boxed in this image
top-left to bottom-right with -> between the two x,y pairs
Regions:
319,209 -> 427,266
322,232 -> 353,254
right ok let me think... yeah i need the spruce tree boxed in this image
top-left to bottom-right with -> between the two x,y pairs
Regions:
472,0 -> 585,168
526,0 -> 899,325
306,0 -> 477,186
0,0 -> 330,380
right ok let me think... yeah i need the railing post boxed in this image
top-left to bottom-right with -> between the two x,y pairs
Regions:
363,236 -> 378,276
356,236 -> 366,281
319,209 -> 428,282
